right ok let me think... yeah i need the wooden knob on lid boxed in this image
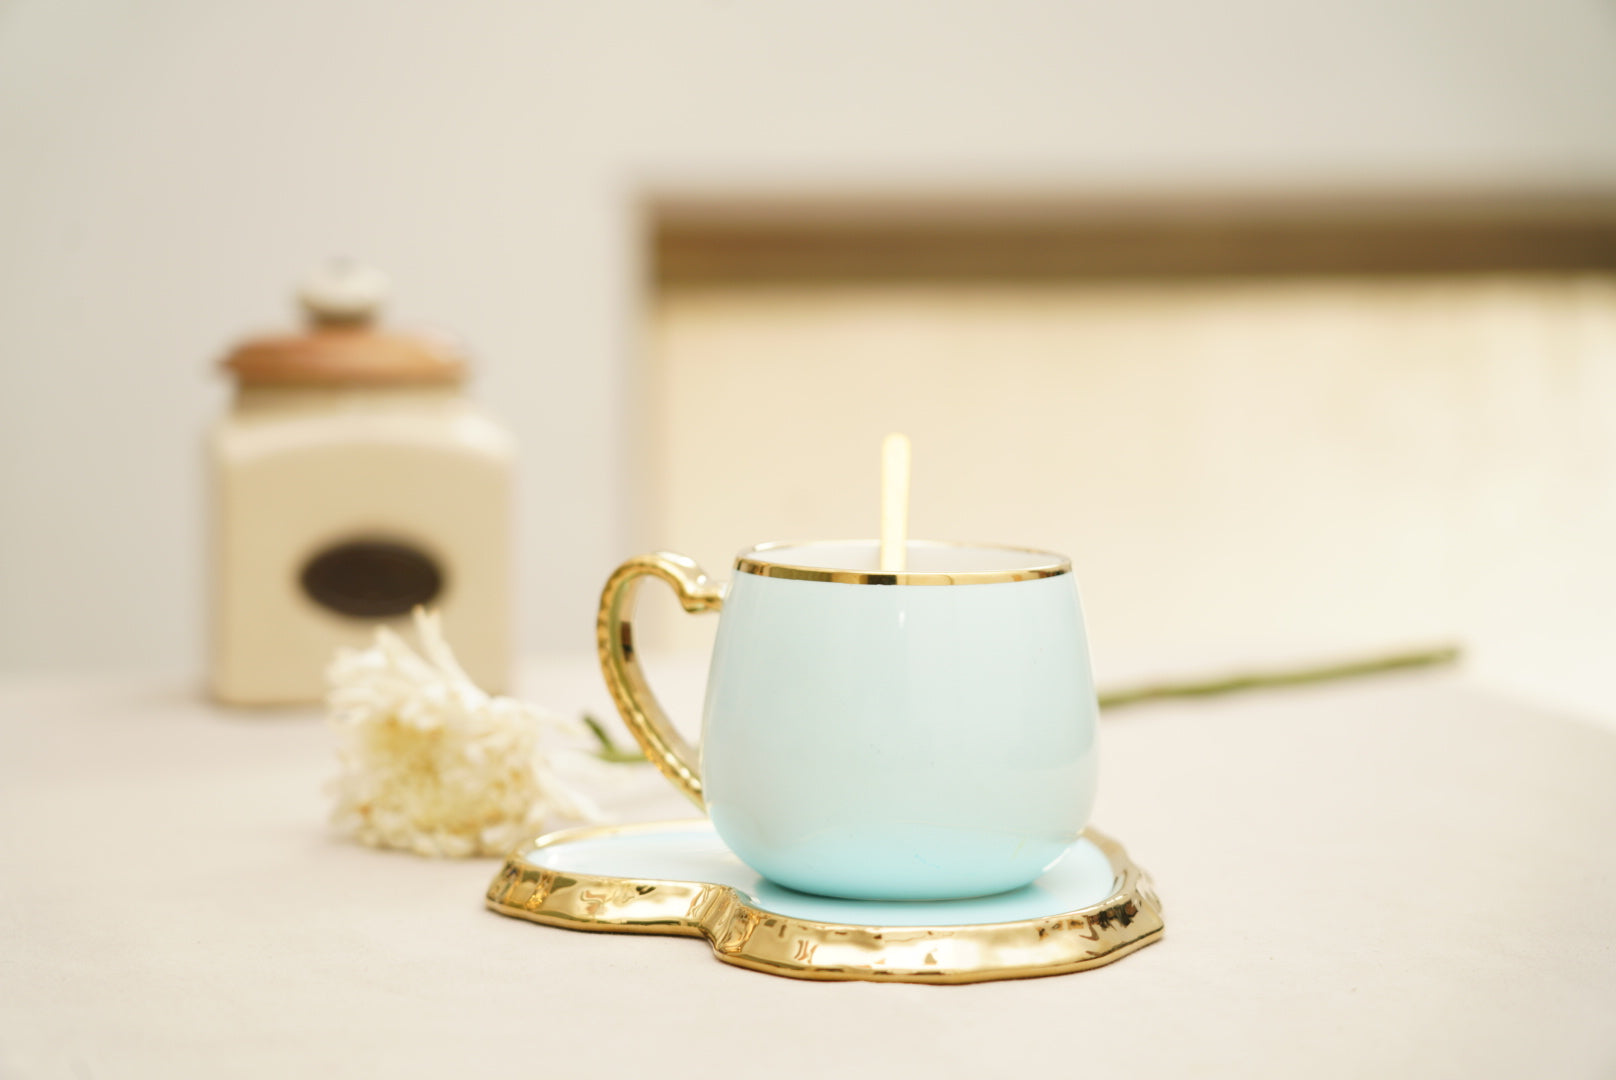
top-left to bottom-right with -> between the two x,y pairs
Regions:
223,261 -> 467,386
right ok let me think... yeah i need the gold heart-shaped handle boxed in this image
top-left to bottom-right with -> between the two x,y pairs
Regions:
596,553 -> 724,809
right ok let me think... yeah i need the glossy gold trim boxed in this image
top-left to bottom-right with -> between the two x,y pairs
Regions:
735,540 -> 1071,586
596,554 -> 720,809
486,820 -> 1164,984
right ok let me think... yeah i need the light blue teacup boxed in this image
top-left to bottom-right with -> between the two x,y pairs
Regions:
598,540 -> 1099,901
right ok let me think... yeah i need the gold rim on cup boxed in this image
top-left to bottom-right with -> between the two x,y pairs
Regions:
733,539 -> 1072,586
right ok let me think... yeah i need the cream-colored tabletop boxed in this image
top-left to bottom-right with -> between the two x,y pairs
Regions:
2,658 -> 1614,1079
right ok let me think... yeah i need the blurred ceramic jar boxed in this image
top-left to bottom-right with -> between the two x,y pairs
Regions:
210,262 -> 513,704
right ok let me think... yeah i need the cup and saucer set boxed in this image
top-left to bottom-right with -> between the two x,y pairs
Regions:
486,540 -> 1164,984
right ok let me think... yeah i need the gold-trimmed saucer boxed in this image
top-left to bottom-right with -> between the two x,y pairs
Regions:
485,820 -> 1163,984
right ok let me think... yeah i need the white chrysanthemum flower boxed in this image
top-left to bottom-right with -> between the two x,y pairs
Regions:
326,609 -> 600,857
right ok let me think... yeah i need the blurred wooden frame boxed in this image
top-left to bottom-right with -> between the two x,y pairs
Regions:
653,191 -> 1616,283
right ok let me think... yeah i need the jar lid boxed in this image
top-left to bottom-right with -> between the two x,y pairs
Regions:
222,261 -> 467,386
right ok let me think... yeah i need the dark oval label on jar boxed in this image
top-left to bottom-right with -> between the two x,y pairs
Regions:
300,539 -> 444,619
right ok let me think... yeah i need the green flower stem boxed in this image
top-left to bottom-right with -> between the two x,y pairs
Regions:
1097,645 -> 1461,712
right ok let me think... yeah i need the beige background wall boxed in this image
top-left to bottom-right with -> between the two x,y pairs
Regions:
647,275 -> 1616,718
3,0 -> 1616,678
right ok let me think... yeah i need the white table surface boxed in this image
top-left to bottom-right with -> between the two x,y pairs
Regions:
2,656 -> 1614,1079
